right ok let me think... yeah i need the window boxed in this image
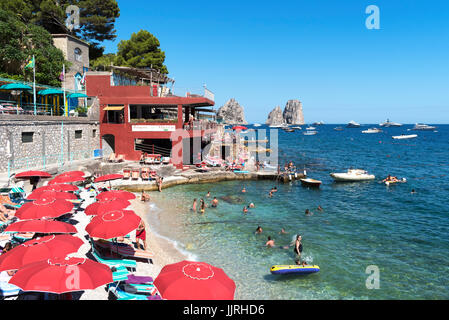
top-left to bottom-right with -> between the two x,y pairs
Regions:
75,130 -> 82,139
74,47 -> 82,62
21,132 -> 34,143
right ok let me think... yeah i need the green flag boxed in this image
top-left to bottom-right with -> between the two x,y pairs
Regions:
25,56 -> 35,70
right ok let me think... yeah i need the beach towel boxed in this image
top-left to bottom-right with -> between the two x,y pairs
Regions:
126,275 -> 153,284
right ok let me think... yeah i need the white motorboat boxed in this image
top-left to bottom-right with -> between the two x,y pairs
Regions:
379,119 -> 402,127
306,126 -> 316,130
330,169 -> 375,182
362,128 -> 382,134
253,123 -> 262,127
392,134 -> 417,140
346,120 -> 360,128
411,123 -> 437,131
292,126 -> 302,130
303,131 -> 317,136
312,121 -> 324,126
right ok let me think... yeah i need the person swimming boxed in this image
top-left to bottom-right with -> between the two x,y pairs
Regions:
200,199 -> 205,214
242,187 -> 246,193
305,209 -> 312,216
279,228 -> 288,234
243,206 -> 249,214
211,197 -> 219,207
317,205 -> 323,212
249,202 -> 255,208
255,226 -> 263,234
206,191 -> 211,198
266,236 -> 275,248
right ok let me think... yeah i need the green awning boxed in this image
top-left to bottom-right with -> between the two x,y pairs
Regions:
67,92 -> 88,98
0,83 -> 32,90
38,89 -> 64,95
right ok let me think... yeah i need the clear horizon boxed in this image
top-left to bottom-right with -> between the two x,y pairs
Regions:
104,0 -> 449,124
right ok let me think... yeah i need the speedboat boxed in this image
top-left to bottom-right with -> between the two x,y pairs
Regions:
362,128 -> 382,134
411,123 -> 437,131
330,169 -> 375,182
292,126 -> 302,130
346,121 -> 360,128
392,134 -> 417,140
303,131 -> 317,136
306,126 -> 316,130
300,178 -> 322,188
379,119 -> 402,127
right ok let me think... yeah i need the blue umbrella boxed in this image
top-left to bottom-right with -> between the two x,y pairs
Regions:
0,83 -> 32,90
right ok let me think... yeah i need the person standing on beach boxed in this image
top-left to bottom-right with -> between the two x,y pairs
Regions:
255,226 -> 263,234
192,199 -> 197,212
136,220 -> 147,251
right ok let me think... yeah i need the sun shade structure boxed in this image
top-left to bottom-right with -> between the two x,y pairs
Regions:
9,256 -> 113,294
85,210 -> 141,240
15,197 -> 74,220
15,171 -> 52,179
154,260 -> 236,300
27,190 -> 77,201
94,174 -> 124,183
84,199 -> 131,216
48,172 -> 85,184
67,92 -> 88,98
96,190 -> 136,202
37,89 -> 64,95
0,235 -> 83,272
5,219 -> 77,234
33,184 -> 78,193
0,83 -> 33,90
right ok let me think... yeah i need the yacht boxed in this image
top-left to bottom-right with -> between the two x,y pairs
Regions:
411,123 -> 437,131
362,128 -> 382,134
330,169 -> 375,182
379,119 -> 402,127
346,120 -> 361,128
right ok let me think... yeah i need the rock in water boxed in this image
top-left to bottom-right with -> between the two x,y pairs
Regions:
283,99 -> 304,125
266,106 -> 285,125
217,98 -> 247,124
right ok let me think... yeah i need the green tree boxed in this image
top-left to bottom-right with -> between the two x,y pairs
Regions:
117,30 -> 168,74
0,9 -> 69,87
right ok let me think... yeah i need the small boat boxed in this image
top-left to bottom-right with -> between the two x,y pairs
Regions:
411,123 -> 437,131
282,127 -> 295,132
303,131 -> 317,136
334,127 -> 344,131
253,123 -> 262,127
306,126 -> 316,130
312,121 -> 324,126
362,128 -> 382,134
270,265 -> 320,275
392,134 -> 417,140
300,178 -> 322,188
384,178 -> 407,186
379,119 -> 402,127
292,126 -> 302,130
330,169 -> 375,182
346,120 -> 361,128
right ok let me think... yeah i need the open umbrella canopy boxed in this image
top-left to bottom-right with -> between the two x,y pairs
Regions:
37,89 -> 64,95
15,197 -> 74,220
48,173 -> 85,185
96,190 -> 136,202
33,184 -> 78,193
0,83 -> 33,90
84,199 -> 131,216
67,92 -> 88,98
5,219 -> 77,234
85,210 -> 141,240
15,171 -> 52,179
9,256 -> 113,294
0,235 -> 83,272
53,171 -> 85,180
154,260 -> 236,300
27,190 -> 77,201
94,174 -> 124,183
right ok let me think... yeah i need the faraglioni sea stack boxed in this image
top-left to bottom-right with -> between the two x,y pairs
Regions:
266,106 -> 285,126
266,99 -> 305,125
217,98 -> 247,124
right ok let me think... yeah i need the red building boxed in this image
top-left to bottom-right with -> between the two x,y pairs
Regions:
85,67 -> 217,168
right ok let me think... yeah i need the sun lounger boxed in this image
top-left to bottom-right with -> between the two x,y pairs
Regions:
12,232 -> 35,243
162,157 -> 170,164
0,281 -> 22,299
144,156 -> 154,165
91,246 -> 137,270
131,169 -> 140,180
108,282 -> 160,300
123,169 -> 131,179
141,168 -> 150,181
111,265 -> 131,282
95,239 -> 153,264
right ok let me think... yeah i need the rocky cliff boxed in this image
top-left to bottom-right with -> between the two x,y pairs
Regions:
266,106 -> 285,125
217,98 -> 247,124
283,99 -> 304,125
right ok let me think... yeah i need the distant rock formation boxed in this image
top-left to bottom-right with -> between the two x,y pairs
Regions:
283,99 -> 304,125
217,98 -> 247,124
265,99 -> 305,125
266,106 -> 285,125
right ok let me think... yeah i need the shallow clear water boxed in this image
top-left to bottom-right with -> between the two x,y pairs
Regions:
151,124 -> 449,299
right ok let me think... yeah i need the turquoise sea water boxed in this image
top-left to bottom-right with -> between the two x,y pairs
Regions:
149,124 -> 449,299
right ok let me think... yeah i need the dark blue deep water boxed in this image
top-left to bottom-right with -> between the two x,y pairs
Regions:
151,124 -> 449,299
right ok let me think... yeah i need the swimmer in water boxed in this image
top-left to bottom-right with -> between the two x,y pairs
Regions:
255,226 -> 263,234
206,191 -> 211,198
317,205 -> 323,212
211,197 -> 218,207
243,206 -> 249,214
199,199 -> 205,214
265,236 -> 275,248
411,189 -> 417,194
242,187 -> 246,193
279,228 -> 288,234
192,198 -> 197,212
305,209 -> 312,216
268,191 -> 273,198
249,202 -> 255,208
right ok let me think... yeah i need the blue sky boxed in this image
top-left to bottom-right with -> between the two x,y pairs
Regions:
104,0 -> 449,124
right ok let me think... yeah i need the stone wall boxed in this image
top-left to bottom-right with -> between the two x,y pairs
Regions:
0,115 -> 100,173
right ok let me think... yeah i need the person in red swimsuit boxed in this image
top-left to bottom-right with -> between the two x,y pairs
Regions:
136,220 -> 147,250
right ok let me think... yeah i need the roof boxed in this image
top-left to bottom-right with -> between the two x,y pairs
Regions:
51,34 -> 90,47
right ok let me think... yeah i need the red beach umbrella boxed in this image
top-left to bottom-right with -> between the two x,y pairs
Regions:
85,210 -> 141,239
33,184 -> 78,193
94,174 -> 124,183
154,260 -> 236,300
0,235 -> 83,272
9,256 -> 113,294
15,171 -> 52,179
96,190 -> 136,201
54,171 -> 85,179
15,197 -> 74,220
84,199 -> 131,216
49,176 -> 85,185
232,126 -> 247,131
27,190 -> 78,201
5,220 -> 77,234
